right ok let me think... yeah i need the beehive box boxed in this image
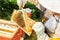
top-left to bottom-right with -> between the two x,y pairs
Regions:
0,19 -> 24,40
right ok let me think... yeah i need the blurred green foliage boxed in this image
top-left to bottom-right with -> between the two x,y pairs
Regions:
0,0 -> 44,21
9,0 -> 17,4
24,31 -> 37,40
0,0 -> 18,20
24,1 -> 44,21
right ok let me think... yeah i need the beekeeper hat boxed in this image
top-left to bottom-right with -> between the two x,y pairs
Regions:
38,0 -> 60,14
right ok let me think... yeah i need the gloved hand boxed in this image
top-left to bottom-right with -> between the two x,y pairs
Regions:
17,0 -> 27,9
32,22 -> 50,40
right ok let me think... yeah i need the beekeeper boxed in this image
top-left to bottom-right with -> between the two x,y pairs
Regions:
17,0 -> 50,40
38,0 -> 60,38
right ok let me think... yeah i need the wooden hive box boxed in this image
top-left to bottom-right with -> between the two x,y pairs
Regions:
0,19 -> 24,40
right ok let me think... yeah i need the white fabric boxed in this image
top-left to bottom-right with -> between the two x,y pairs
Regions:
55,23 -> 60,35
18,8 -> 32,14
24,8 -> 32,13
44,9 -> 53,19
38,0 -> 60,13
17,0 -> 27,8
44,15 -> 60,37
44,16 -> 57,33
32,22 -> 50,40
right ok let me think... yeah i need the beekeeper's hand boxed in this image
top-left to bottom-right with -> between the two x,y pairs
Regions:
17,0 -> 27,9
32,22 -> 50,40
32,22 -> 44,33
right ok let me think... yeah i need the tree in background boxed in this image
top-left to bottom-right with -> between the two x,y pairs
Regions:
0,0 -> 18,20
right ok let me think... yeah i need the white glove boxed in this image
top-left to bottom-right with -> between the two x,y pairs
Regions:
17,0 -> 27,8
32,22 -> 50,40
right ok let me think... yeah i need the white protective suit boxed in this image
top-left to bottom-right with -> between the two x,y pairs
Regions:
44,15 -> 60,38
